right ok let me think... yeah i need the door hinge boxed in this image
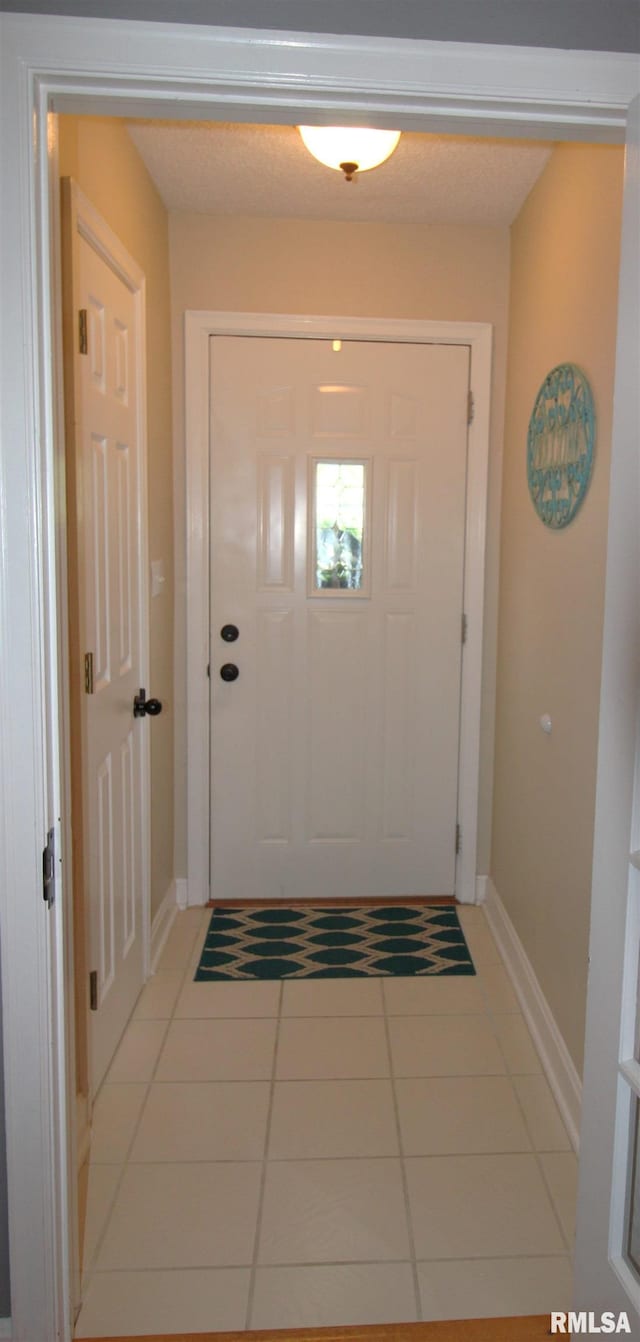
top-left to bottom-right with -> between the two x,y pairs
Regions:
43,827 -> 55,907
455,823 -> 461,856
79,308 -> 88,356
84,651 -> 94,695
461,613 -> 468,645
467,389 -> 474,425
89,970 -> 98,1012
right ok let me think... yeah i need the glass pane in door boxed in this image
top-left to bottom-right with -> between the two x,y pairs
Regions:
311,459 -> 368,593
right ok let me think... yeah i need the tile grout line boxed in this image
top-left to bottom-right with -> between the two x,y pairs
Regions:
381,980 -> 422,1325
536,1150 -> 577,1256
89,1146 -> 551,1165
81,1017 -> 173,1287
87,1248 -> 573,1276
473,920 -> 575,1261
508,1077 -> 575,1257
78,911 -> 207,1315
244,978 -> 284,1331
462,917 -> 575,1266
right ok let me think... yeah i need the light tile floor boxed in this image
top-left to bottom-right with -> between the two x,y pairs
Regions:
75,904 -> 576,1337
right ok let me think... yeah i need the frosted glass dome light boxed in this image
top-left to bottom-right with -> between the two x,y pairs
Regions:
297,126 -> 401,180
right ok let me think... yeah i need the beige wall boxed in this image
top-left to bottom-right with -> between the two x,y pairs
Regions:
59,116 -> 175,923
492,143 -> 624,1075
169,213 -> 511,884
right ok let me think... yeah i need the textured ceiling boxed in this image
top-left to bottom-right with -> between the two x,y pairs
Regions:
127,121 -> 552,226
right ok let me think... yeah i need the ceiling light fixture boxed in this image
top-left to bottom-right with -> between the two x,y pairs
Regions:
298,126 -> 401,181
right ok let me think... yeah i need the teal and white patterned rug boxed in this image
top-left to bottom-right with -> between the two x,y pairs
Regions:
194,904 -> 475,980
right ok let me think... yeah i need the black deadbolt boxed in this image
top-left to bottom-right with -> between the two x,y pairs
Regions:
220,663 -> 239,682
221,624 -> 239,643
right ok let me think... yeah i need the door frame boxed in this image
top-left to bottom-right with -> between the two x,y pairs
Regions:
185,311 -> 492,907
0,13 -> 639,1340
572,93 -> 640,1326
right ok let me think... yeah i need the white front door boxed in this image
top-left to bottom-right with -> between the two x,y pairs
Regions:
209,335 -> 469,901
68,187 -> 149,1095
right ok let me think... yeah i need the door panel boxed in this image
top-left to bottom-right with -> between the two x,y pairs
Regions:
307,607 -> 368,841
76,230 -> 146,1094
256,608 -> 293,841
385,458 -> 418,590
209,336 -> 469,901
257,455 -> 295,590
382,610 -> 416,840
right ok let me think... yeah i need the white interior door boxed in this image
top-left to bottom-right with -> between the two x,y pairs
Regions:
209,336 -> 469,901
71,195 -> 148,1095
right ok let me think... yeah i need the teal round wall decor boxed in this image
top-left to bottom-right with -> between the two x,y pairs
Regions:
527,363 -> 595,529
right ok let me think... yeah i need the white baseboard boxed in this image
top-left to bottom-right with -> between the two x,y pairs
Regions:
150,879 -> 179,971
475,874 -> 488,904
484,878 -> 582,1152
0,1318 -> 12,1337
179,877 -> 208,910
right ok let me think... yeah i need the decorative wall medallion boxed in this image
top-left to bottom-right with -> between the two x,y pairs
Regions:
527,363 -> 595,529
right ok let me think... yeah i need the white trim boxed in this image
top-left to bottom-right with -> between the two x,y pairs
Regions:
175,878 -> 189,911
484,878 -> 582,1152
456,326 -> 491,904
475,874 -> 489,905
4,13 -> 638,141
0,13 -> 638,1341
575,96 -> 640,1327
150,880 -> 179,972
74,188 -> 146,294
185,312 -> 491,907
1,39 -> 71,1342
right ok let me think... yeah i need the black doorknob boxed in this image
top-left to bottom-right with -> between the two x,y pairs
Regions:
133,688 -> 163,717
221,624 -> 239,643
220,663 -> 239,682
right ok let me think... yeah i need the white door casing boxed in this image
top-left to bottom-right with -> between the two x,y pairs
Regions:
0,14 -> 638,1342
187,312 -> 491,911
573,93 -> 640,1330
64,181 -> 150,1097
209,335 -> 469,901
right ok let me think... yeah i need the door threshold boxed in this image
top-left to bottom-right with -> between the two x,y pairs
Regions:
206,896 -> 458,909
79,1317 -> 552,1342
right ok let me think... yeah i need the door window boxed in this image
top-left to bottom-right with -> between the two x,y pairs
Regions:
309,457 -> 371,596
